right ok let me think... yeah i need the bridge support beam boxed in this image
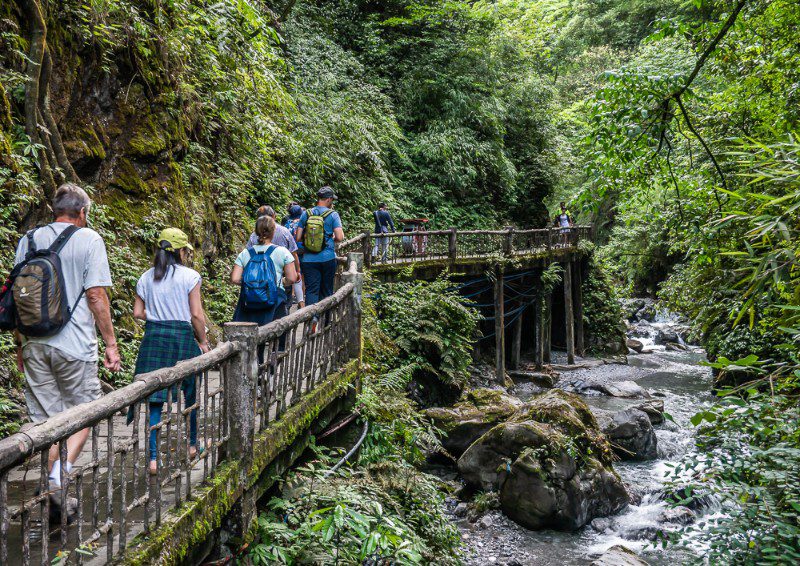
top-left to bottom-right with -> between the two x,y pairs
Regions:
534,291 -> 544,370
573,258 -> 584,356
510,308 -> 522,370
543,292 -> 552,364
493,264 -> 505,382
564,261 -> 576,365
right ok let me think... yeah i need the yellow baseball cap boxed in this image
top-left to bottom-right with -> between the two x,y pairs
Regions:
158,227 -> 194,251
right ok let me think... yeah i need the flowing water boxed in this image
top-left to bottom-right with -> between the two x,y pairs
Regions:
458,330 -> 718,565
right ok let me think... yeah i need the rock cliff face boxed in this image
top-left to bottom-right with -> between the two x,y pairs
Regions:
458,390 -> 629,531
1,2 -> 233,258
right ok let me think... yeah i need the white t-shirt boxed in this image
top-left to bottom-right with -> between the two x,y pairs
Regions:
14,223 -> 112,362
235,245 -> 294,284
136,265 -> 201,323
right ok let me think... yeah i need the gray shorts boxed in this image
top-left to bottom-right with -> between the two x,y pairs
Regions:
22,343 -> 102,422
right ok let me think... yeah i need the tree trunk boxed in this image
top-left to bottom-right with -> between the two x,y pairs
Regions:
20,0 -> 57,198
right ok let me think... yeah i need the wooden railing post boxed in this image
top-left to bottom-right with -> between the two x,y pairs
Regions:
342,253 -> 365,360
546,227 -> 552,253
222,322 -> 258,537
504,227 -> 514,257
362,232 -> 372,268
448,227 -> 457,263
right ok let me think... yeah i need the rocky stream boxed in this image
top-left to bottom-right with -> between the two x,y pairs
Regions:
432,300 -> 719,565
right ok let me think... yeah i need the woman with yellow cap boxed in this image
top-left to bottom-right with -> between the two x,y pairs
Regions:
132,228 -> 210,475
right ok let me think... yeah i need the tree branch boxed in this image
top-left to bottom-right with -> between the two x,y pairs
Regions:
675,95 -> 725,212
672,0 -> 748,101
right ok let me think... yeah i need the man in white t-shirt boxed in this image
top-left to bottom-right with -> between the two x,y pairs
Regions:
13,183 -> 121,515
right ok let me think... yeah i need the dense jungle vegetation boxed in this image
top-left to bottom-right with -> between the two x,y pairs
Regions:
1,0 -> 800,562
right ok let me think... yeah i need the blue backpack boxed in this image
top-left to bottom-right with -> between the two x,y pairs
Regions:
242,246 -> 279,309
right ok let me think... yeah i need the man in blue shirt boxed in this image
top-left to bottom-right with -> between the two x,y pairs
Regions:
372,202 -> 395,262
296,187 -> 345,308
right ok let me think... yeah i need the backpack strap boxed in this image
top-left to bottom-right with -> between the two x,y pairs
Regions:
48,225 -> 81,254
320,210 -> 334,219
25,228 -> 38,258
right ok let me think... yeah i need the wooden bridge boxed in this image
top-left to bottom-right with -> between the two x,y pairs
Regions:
0,226 -> 591,565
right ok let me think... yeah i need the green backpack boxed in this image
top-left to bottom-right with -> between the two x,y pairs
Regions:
304,209 -> 333,253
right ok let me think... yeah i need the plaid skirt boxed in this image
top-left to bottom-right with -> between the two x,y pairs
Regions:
135,320 -> 200,404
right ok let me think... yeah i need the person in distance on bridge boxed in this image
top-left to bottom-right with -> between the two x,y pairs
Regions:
9,183 -> 121,519
553,201 -> 574,247
133,227 -> 209,475
295,187 -> 345,318
372,202 -> 395,263
248,205 -> 304,310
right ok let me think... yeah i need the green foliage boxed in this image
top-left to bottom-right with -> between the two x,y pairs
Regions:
373,274 -> 481,388
251,459 -> 459,565
581,256 -> 625,353
671,374 -> 800,563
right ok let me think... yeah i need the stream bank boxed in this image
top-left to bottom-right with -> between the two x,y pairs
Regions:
441,317 -> 715,565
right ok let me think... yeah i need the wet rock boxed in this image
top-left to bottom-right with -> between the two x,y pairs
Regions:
507,370 -> 557,388
567,379 -> 650,399
654,328 -> 680,345
591,517 -> 613,533
665,341 -> 686,351
626,338 -> 644,353
660,505 -> 696,525
454,502 -> 468,517
628,320 -> 654,339
458,390 -> 628,531
591,545 -> 650,566
425,388 -> 522,456
634,399 -> 665,425
599,380 -> 651,399
598,409 -> 658,461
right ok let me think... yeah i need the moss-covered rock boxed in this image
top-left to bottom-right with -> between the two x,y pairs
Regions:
458,390 -> 628,531
425,388 -> 523,456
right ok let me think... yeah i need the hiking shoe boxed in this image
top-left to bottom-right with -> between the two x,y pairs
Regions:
48,480 -> 78,525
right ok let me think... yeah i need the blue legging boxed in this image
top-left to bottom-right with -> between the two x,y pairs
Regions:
148,402 -> 198,462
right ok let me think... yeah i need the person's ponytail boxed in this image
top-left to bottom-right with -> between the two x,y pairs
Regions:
153,241 -> 182,281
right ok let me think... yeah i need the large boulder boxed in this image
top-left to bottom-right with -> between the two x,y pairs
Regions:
458,390 -> 628,531
595,409 -> 658,461
424,388 -> 522,456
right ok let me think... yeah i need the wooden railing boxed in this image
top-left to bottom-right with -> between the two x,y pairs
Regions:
338,226 -> 591,267
0,259 -> 364,565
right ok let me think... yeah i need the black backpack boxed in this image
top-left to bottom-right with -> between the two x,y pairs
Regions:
0,225 -> 84,337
